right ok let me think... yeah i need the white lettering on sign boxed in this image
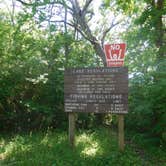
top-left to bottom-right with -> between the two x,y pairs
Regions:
109,44 -> 123,60
111,44 -> 120,50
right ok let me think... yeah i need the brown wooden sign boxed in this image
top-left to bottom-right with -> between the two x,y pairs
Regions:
64,67 -> 128,114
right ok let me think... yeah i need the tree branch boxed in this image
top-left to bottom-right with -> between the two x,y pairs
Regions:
101,19 -> 123,46
16,0 -> 73,11
82,0 -> 93,15
16,0 -> 33,6
50,19 -> 92,41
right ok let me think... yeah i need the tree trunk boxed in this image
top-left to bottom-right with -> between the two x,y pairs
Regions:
155,0 -> 165,66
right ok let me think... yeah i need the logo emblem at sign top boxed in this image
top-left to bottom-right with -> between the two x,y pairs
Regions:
104,43 -> 126,67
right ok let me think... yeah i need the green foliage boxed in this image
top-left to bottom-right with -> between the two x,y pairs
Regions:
0,13 -> 64,131
127,132 -> 166,164
1,128 -> 164,166
0,9 -> 99,132
116,0 -> 137,13
123,0 -> 166,145
66,41 -> 97,68
103,0 -> 141,15
126,67 -> 166,144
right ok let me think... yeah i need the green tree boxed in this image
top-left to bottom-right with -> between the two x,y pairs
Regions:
118,0 -> 166,144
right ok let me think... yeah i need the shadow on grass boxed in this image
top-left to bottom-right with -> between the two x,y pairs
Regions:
0,128 -> 146,166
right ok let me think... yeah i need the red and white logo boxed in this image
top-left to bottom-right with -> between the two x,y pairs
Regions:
104,43 -> 126,67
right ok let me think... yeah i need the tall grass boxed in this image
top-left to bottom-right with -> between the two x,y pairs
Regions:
0,128 -> 165,166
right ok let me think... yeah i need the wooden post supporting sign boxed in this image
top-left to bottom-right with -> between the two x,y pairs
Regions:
118,114 -> 124,151
69,113 -> 75,148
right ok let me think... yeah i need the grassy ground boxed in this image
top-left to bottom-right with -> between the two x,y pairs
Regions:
0,128 -> 165,166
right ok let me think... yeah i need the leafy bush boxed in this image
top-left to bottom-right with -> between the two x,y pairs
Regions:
126,66 -> 166,144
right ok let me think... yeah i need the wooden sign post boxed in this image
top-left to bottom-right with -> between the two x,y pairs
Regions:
118,114 -> 124,151
64,67 -> 128,150
69,113 -> 75,148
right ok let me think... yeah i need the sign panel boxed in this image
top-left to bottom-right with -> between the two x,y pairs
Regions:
64,67 -> 128,114
104,43 -> 126,67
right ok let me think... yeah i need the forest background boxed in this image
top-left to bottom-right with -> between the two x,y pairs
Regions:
0,0 -> 165,151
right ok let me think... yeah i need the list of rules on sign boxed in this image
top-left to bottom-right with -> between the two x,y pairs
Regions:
64,67 -> 128,114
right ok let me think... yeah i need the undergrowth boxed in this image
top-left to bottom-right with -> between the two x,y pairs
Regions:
0,128 -> 165,166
